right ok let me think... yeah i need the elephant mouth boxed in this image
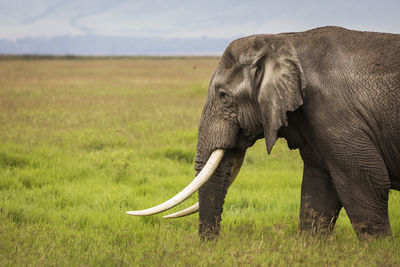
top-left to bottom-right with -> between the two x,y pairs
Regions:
126,149 -> 225,218
237,130 -> 263,149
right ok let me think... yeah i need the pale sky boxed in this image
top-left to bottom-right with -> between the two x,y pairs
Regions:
0,0 -> 399,40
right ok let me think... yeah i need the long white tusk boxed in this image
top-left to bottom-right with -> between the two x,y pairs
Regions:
162,203 -> 199,219
126,149 -> 225,216
162,149 -> 245,219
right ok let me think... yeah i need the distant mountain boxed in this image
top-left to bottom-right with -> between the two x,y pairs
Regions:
0,35 -> 233,56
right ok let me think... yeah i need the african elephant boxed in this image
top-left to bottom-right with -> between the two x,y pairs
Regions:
128,26 -> 400,240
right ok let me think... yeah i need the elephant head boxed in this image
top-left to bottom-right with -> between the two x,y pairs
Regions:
127,34 -> 306,239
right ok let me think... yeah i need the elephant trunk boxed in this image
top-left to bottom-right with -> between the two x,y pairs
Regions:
196,149 -> 245,239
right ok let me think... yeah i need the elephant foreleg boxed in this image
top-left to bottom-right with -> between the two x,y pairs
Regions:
300,163 -> 342,234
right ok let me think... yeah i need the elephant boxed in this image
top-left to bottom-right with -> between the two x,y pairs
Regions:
128,26 -> 400,240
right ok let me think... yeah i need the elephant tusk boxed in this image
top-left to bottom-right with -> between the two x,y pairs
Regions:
162,149 -> 245,219
162,202 -> 199,219
126,149 -> 225,216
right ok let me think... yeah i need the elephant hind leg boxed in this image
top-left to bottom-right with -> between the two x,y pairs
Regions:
328,139 -> 392,238
300,163 -> 342,234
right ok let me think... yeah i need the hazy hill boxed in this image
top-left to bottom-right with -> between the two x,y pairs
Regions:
0,35 -> 232,56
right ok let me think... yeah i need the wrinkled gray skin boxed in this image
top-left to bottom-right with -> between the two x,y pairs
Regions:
195,26 -> 400,240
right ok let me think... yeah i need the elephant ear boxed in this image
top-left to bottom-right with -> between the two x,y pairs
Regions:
256,37 -> 306,154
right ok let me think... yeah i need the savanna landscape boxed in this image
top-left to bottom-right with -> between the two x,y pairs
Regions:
1,56 -> 400,266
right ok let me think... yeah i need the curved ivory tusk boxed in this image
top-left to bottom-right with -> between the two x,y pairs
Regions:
126,149 -> 225,216
162,203 -> 199,219
162,150 -> 245,219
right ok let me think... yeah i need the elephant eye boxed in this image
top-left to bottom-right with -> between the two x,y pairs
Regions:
219,90 -> 228,104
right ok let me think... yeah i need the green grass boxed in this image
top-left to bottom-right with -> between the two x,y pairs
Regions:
1,57 -> 400,266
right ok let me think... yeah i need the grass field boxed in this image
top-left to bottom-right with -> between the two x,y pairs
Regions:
1,56 -> 400,266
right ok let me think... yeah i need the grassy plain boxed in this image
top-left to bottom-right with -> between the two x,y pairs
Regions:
0,56 -> 400,266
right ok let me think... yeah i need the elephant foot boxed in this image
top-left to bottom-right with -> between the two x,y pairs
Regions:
299,214 -> 337,236
199,222 -> 220,241
353,221 -> 392,240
